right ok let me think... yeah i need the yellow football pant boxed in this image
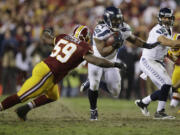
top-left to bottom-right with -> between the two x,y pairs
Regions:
17,61 -> 60,102
172,65 -> 180,93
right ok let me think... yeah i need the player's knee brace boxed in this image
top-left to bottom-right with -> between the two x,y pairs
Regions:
159,84 -> 171,101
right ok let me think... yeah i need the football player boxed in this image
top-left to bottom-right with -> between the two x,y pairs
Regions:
135,8 -> 180,119
168,33 -> 180,108
0,25 -> 126,121
81,6 -> 159,121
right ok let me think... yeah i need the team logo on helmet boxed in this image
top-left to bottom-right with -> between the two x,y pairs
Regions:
73,25 -> 91,43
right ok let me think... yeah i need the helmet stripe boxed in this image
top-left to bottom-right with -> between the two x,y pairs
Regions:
53,37 -> 56,45
74,25 -> 85,38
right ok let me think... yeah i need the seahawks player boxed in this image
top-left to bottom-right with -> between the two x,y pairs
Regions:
85,6 -> 159,121
135,8 -> 180,119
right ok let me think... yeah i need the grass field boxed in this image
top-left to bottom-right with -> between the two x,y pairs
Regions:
0,96 -> 180,135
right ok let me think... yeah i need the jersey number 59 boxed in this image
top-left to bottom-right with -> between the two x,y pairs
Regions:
50,39 -> 77,63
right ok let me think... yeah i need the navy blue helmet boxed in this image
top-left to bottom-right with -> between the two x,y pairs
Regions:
158,7 -> 175,27
103,6 -> 123,31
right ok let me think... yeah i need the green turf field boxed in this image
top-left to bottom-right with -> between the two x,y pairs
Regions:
0,96 -> 180,135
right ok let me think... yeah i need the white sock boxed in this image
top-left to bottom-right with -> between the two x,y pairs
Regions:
157,101 -> 166,112
170,99 -> 179,107
142,95 -> 152,104
27,101 -> 36,109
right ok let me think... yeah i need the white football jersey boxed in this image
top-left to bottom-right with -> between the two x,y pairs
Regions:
92,22 -> 132,61
142,24 -> 172,61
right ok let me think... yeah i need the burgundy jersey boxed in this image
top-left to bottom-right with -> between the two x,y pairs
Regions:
44,34 -> 92,82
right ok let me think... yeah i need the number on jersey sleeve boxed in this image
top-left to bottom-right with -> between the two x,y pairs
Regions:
50,39 -> 77,63
156,28 -> 166,34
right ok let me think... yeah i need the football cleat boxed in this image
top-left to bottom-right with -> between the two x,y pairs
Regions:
135,99 -> 150,116
80,80 -> 90,92
153,109 -> 175,120
90,109 -> 98,121
15,105 -> 31,121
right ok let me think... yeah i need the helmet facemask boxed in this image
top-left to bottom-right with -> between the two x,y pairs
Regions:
110,15 -> 123,31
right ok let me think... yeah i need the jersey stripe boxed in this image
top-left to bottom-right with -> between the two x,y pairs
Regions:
173,33 -> 178,40
156,30 -> 162,34
141,58 -> 166,84
19,72 -> 52,100
97,29 -> 111,37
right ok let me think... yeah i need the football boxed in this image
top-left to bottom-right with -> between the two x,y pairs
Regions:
105,34 -> 115,46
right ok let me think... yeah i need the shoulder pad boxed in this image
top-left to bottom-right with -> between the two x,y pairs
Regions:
156,26 -> 166,35
120,23 -> 131,32
54,34 -> 67,44
93,24 -> 112,40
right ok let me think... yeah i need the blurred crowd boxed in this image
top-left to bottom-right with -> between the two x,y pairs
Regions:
0,0 -> 180,99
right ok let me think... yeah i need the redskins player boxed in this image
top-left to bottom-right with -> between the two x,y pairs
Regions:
0,25 -> 126,121
169,33 -> 180,109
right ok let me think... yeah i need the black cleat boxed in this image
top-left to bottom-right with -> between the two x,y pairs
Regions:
154,109 -> 175,120
80,80 -> 90,92
135,99 -> 150,116
15,105 -> 31,121
90,109 -> 98,121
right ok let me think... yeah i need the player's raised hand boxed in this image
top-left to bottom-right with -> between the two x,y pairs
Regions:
42,27 -> 55,46
114,61 -> 127,71
43,27 -> 54,38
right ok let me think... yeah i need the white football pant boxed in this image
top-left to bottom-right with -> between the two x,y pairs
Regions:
88,63 -> 121,98
140,57 -> 171,89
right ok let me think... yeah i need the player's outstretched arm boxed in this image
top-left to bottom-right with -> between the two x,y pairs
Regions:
158,35 -> 180,48
127,34 -> 159,49
83,53 -> 126,69
42,27 -> 55,46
